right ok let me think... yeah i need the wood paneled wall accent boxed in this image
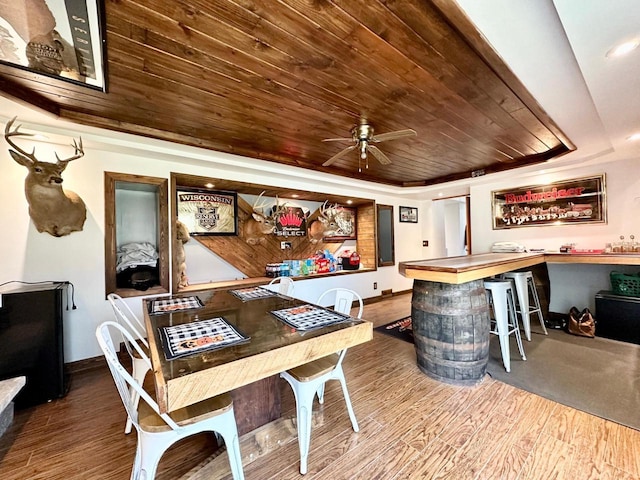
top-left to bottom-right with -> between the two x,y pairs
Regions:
178,197 -> 378,285
356,203 -> 376,269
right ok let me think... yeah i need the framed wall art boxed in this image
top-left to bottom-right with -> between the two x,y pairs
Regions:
176,189 -> 238,235
492,174 -> 607,229
0,0 -> 108,91
399,206 -> 418,223
323,205 -> 357,242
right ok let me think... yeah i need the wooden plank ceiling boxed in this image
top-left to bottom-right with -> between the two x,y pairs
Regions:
0,0 -> 574,187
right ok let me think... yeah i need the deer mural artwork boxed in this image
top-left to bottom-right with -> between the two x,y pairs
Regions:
5,117 -> 86,237
308,201 -> 340,244
243,191 -> 287,246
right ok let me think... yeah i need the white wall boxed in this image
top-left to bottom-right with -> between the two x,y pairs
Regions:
0,106 -> 423,363
2,99 -> 637,363
467,157 -> 640,312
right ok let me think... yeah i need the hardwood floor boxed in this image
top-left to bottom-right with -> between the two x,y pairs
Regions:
2,292 -> 639,479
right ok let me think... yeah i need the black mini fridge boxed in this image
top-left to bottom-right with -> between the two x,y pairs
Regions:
595,290 -> 640,345
0,282 -> 69,407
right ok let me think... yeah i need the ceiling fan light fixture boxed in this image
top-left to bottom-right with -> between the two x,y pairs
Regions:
360,141 -> 368,159
606,39 -> 639,58
627,132 -> 640,141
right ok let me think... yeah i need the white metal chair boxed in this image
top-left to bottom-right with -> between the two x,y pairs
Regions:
107,293 -> 151,434
280,288 -> 363,474
484,279 -> 526,373
96,321 -> 244,480
501,271 -> 548,340
267,276 -> 295,296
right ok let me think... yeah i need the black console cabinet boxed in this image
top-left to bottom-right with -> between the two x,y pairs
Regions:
595,290 -> 640,345
0,282 -> 68,408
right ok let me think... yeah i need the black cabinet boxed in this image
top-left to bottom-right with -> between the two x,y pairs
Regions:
0,282 -> 68,408
595,290 -> 640,345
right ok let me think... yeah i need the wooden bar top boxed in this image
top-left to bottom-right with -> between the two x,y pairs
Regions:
399,252 -> 545,284
399,252 -> 640,284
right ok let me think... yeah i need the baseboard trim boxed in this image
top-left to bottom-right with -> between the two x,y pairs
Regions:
364,289 -> 411,305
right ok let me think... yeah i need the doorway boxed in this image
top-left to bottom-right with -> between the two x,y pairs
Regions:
434,195 -> 471,257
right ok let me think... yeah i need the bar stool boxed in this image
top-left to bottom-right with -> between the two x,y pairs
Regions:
484,279 -> 526,373
501,271 -> 547,341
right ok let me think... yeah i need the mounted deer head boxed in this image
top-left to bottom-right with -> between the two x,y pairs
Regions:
308,201 -> 340,244
243,191 -> 287,246
5,117 -> 86,237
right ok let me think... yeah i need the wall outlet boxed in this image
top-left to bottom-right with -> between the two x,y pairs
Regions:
373,282 -> 378,290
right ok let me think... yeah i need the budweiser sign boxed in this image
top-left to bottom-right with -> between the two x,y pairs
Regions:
492,175 -> 606,229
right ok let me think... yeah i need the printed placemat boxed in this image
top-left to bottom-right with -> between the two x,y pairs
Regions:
149,296 -> 204,315
158,317 -> 249,360
270,304 -> 350,331
229,286 -> 277,301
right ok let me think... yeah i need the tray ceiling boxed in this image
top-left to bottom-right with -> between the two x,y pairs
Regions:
0,0 -> 573,187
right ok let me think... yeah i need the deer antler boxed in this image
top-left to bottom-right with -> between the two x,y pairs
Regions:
55,137 -> 84,164
252,191 -> 269,213
269,195 -> 288,219
4,116 -> 38,163
319,201 -> 339,220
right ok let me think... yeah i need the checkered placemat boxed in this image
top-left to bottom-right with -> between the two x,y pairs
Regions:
158,317 -> 250,360
229,286 -> 277,301
270,304 -> 350,331
149,296 -> 204,315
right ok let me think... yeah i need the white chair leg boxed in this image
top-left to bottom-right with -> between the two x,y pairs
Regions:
316,383 -> 325,404
127,358 -> 148,434
215,410 -> 245,480
336,369 -> 359,432
510,275 -> 532,341
136,431 -> 168,480
492,289 -> 511,373
528,277 -> 548,335
130,442 -> 142,480
507,289 -> 526,361
296,383 -> 314,475
281,372 -> 314,475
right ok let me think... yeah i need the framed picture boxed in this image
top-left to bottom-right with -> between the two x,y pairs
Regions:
492,174 -> 607,229
399,206 -> 418,223
176,189 -> 238,235
0,0 -> 108,91
323,205 -> 357,242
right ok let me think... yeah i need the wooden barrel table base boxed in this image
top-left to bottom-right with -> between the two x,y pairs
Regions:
411,279 -> 490,386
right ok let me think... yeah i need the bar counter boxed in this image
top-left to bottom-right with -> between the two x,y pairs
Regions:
398,252 -> 640,386
399,252 -> 640,284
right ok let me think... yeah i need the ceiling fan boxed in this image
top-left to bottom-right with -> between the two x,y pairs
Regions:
322,121 -> 416,171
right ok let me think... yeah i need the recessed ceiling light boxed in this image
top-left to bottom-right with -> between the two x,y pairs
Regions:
627,132 -> 640,142
291,194 -> 299,198
346,200 -> 353,204
606,39 -> 639,58
204,183 -> 214,188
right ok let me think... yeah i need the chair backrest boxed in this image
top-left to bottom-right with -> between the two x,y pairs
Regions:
95,321 -> 180,430
107,293 -> 149,350
317,288 -> 363,319
268,276 -> 295,296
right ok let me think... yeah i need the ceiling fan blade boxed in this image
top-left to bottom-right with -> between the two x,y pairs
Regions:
368,145 -> 392,165
322,137 -> 353,142
372,129 -> 417,143
323,145 -> 356,166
